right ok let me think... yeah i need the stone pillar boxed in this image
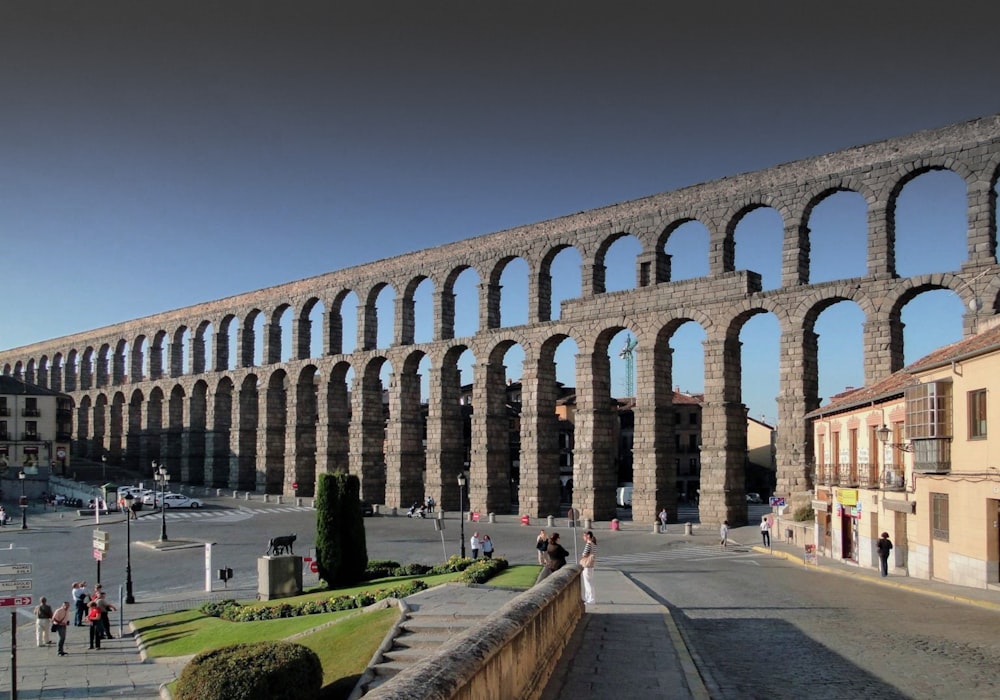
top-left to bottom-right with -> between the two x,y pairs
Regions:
264,322 -> 282,365
350,366 -> 386,505
470,361 -> 511,513
867,199 -> 893,278
517,358 -> 561,517
287,374 -> 317,497
698,338 -> 748,528
386,366 -> 425,508
395,295 -> 415,346
214,329 -> 229,372
781,218 -> 809,287
632,343 -> 676,524
238,323 -> 255,368
436,288 -> 456,341
424,363 -> 465,511
862,317 -> 903,386
322,372 -> 351,475
481,282 -> 501,330
291,317 -> 311,361
167,340 -> 184,378
190,333 -> 206,375
572,351 -> 618,521
636,249 -> 668,286
530,259 -> 550,323
775,329 -> 819,497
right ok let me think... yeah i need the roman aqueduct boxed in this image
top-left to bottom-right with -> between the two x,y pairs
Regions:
3,114 -> 999,527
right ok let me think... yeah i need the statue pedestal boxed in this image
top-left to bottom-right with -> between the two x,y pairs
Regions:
257,555 -> 303,601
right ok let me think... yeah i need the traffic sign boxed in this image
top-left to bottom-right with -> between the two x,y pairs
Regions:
769,497 -> 786,507
0,579 -> 32,591
0,563 -> 31,575
0,596 -> 32,607
309,561 -> 318,573
93,549 -> 105,561
93,529 -> 109,542
93,540 -> 109,552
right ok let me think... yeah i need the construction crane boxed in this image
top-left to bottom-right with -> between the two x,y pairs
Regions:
618,335 -> 638,397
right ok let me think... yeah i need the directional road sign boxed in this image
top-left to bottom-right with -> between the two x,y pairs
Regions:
0,596 -> 32,607
0,579 -> 33,591
0,563 -> 31,575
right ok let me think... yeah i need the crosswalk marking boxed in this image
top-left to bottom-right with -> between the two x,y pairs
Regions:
598,543 -> 762,567
131,505 -> 313,523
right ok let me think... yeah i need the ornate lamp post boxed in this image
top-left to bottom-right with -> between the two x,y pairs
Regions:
123,492 -> 135,603
457,472 -> 467,558
101,453 -> 107,482
18,470 -> 27,529
154,463 -> 170,542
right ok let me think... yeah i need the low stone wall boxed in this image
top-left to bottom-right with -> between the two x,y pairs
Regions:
364,565 -> 584,700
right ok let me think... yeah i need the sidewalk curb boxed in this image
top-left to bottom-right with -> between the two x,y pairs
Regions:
752,545 -> 1000,612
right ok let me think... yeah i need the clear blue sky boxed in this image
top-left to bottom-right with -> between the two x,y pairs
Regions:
1,1 -> 998,424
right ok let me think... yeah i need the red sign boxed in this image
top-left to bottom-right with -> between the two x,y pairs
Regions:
0,596 -> 32,607
309,561 -> 318,573
93,549 -> 105,561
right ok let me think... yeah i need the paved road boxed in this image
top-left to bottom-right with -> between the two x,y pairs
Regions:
620,543 -> 1000,699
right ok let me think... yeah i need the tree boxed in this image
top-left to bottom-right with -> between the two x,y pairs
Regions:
314,472 -> 368,587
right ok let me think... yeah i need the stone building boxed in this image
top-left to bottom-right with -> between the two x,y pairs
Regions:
0,375 -> 73,476
1,113 -> 999,527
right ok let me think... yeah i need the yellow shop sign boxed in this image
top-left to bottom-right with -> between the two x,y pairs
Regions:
837,488 -> 858,507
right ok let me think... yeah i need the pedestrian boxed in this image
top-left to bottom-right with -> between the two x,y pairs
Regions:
481,534 -> 494,559
96,592 -> 116,639
51,601 -> 71,656
877,532 -> 893,577
658,508 -> 668,533
760,515 -> 771,547
0,505 -> 7,526
580,530 -> 597,604
72,582 -> 89,626
34,597 -> 53,646
536,532 -> 569,584
720,520 -> 730,548
86,600 -> 103,649
470,531 -> 480,559
535,529 -> 548,565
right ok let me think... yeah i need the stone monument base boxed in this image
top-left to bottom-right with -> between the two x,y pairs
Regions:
257,555 -> 303,601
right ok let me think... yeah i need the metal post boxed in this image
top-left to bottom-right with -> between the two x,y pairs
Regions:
18,471 -> 26,529
458,473 -> 466,558
124,494 -> 135,603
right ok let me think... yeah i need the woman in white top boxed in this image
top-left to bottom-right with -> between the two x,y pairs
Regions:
580,530 -> 597,604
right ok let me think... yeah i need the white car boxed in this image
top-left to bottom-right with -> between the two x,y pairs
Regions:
140,491 -> 159,506
157,492 -> 203,509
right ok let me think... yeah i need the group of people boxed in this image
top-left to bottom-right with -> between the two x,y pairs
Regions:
31,581 -> 116,657
534,528 -> 598,605
469,531 -> 495,559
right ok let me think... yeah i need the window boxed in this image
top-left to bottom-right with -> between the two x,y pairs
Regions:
25,421 -> 38,440
905,380 -> 952,439
968,389 -> 987,439
688,434 -> 698,450
0,397 -> 8,416
931,492 -> 949,541
689,412 -> 698,425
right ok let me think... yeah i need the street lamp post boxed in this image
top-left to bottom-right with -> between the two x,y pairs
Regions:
18,470 -> 27,529
101,453 -> 107,482
154,464 -> 170,542
457,472 -> 467,558
123,492 -> 135,604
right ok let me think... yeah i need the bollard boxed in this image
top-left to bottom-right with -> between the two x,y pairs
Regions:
245,492 -> 251,500
390,507 -> 397,517
684,522 -> 692,536
296,497 -> 302,507
547,515 -> 554,527
488,512 -> 495,523
583,518 -> 592,529
276,495 -> 283,505
233,490 -> 238,499
652,521 -> 660,534
520,514 -> 530,526
610,518 -> 620,531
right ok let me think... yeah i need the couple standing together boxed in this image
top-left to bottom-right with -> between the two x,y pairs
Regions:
536,529 -> 598,605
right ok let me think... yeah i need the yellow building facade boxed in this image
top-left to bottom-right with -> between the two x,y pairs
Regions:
810,319 -> 1000,590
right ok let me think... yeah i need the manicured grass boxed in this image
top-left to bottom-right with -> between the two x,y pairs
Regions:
482,565 -> 540,590
134,607 -> 360,658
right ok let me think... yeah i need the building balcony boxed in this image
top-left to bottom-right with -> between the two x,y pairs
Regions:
0,432 -> 9,441
882,465 -> 906,491
912,438 -> 951,473
0,407 -> 10,416
837,464 -> 859,486
21,433 -> 39,441
857,463 -> 879,488
819,465 -> 838,486
56,432 -> 73,442
21,408 -> 41,417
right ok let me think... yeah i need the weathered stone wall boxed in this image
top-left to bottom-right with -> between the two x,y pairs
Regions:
362,566 -> 583,700
3,113 -> 1000,526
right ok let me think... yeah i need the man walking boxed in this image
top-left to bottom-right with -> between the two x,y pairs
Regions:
470,532 -> 480,559
877,532 -> 893,577
51,601 -> 71,656
760,515 -> 771,547
34,597 -> 53,646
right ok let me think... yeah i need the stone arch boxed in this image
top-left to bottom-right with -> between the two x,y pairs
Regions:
441,263 -> 481,340
297,296 -> 324,360
263,369 -> 289,494
355,356 -> 390,503
188,379 -> 209,485
164,383 -> 187,479
385,349 -> 428,508
323,359 -> 354,476
208,376 -> 234,487
235,374 -> 259,490
291,365 -> 319,496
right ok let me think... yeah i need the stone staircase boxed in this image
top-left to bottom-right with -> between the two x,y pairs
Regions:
353,584 -> 521,696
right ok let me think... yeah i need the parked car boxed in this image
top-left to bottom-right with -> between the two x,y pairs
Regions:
746,492 -> 762,504
616,483 -> 633,508
157,492 -> 203,509
140,491 -> 159,506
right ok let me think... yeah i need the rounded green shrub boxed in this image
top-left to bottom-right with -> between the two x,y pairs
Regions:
175,641 -> 322,700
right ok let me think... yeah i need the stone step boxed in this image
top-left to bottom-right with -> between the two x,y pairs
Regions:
393,631 -> 455,649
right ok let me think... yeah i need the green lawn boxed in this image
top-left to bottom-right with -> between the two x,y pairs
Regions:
138,565 -> 527,698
